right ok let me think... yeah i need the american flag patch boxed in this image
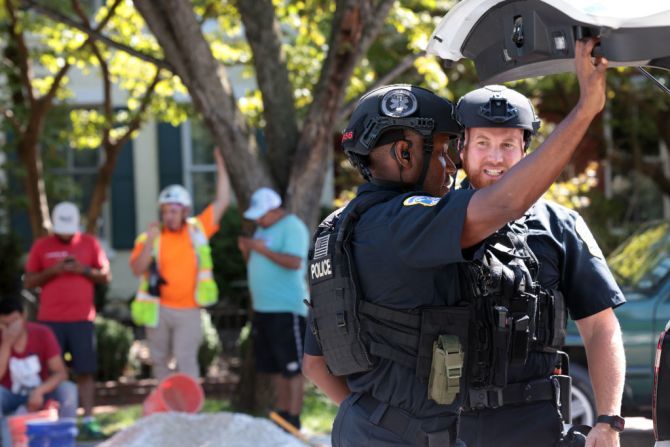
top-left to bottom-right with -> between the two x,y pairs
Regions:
313,235 -> 330,259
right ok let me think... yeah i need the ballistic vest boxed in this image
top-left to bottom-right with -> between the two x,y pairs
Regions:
307,192 -> 565,403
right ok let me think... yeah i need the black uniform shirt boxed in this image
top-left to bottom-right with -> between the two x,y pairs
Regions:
507,199 -> 626,382
304,182 -> 475,417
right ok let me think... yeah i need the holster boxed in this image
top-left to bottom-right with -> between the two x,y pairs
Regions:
552,374 -> 572,424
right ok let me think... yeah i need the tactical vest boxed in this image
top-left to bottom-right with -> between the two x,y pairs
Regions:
307,192 -> 566,405
131,218 -> 218,327
458,221 -> 566,408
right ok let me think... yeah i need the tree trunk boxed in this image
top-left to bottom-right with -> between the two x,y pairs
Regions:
4,0 -> 51,237
134,0 -> 394,411
85,145 -> 120,234
286,0 -> 395,229
17,127 -> 51,237
237,0 -> 299,194
134,0 -> 271,212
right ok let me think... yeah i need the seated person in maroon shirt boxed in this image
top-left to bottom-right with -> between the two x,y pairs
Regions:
0,295 -> 78,445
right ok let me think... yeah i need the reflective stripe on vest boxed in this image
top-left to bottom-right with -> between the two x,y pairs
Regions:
186,218 -> 219,307
131,235 -> 161,327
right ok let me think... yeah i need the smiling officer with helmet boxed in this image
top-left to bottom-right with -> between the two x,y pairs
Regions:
455,83 -> 626,447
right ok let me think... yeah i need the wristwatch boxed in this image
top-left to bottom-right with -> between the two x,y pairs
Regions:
596,414 -> 625,433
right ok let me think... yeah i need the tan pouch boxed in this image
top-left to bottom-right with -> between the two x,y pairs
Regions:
428,334 -> 463,405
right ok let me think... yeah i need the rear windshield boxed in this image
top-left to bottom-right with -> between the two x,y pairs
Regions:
608,221 -> 670,291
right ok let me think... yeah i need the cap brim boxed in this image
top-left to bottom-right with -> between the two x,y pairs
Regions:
243,207 -> 266,220
53,224 -> 78,235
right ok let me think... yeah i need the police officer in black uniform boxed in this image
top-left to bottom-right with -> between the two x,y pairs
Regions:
302,38 -> 609,447
456,84 -> 626,447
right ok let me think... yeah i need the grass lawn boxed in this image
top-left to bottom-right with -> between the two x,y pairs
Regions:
90,383 -> 337,440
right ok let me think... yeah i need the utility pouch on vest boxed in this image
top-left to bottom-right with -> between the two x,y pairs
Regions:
534,288 -> 567,351
428,335 -> 463,405
548,290 -> 567,349
489,305 -> 511,388
416,306 -> 471,382
552,374 -> 572,424
467,298 -> 511,392
509,293 -> 537,367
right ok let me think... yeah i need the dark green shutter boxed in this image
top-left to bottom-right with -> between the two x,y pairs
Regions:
158,123 -> 183,188
111,140 -> 136,249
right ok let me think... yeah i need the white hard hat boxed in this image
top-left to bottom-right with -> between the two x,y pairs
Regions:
158,185 -> 192,208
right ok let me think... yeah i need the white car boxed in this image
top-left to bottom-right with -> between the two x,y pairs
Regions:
426,0 -> 670,85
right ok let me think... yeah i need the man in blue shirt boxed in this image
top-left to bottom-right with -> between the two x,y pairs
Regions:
238,187 -> 309,430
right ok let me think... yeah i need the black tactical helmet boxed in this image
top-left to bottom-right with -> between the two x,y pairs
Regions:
456,85 -> 540,149
342,84 -> 462,184
342,84 -> 462,156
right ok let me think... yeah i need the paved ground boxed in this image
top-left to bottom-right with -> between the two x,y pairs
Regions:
622,417 -> 655,447
74,417 -> 656,447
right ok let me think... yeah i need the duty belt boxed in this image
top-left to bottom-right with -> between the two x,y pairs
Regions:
353,393 -> 457,447
467,377 -> 558,410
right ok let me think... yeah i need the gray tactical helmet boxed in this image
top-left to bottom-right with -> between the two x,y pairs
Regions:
456,85 -> 540,149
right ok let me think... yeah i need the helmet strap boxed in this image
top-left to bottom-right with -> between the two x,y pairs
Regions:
414,137 -> 434,191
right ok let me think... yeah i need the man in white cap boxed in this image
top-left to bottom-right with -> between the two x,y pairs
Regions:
24,201 -> 111,438
238,188 -> 309,431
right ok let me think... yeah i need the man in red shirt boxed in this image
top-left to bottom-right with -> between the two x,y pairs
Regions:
23,202 -> 111,438
0,295 -> 77,445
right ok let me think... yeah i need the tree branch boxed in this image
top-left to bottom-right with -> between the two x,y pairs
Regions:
134,0 -> 270,210
94,0 -> 123,30
358,0 -> 396,56
0,108 -> 21,133
6,0 -> 36,106
117,69 -> 162,148
37,62 -> 71,112
71,0 -> 113,142
21,0 -> 173,71
236,0 -> 299,192
286,0 -> 396,227
339,51 -> 421,121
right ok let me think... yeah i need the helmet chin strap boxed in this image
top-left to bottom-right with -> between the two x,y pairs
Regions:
414,138 -> 434,192
386,137 -> 434,192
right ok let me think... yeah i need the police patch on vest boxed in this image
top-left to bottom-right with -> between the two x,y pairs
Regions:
403,196 -> 441,207
310,257 -> 334,282
575,218 -> 604,259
